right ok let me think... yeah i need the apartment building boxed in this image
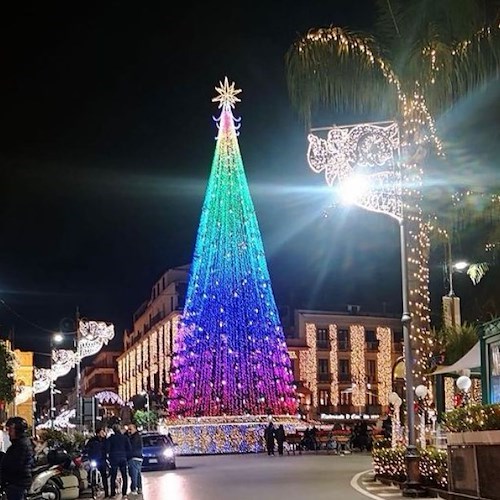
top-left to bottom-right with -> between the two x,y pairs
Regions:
117,265 -> 189,403
288,308 -> 404,419
117,266 -> 405,418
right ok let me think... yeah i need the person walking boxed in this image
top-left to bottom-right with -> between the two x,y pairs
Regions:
106,424 -> 131,499
84,426 -> 110,498
275,424 -> 286,456
127,424 -> 143,495
0,416 -> 34,500
264,422 -> 275,456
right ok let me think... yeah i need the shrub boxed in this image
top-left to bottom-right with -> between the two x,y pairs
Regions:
442,403 -> 500,432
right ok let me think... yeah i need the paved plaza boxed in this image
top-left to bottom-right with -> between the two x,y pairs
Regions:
100,452 -> 438,500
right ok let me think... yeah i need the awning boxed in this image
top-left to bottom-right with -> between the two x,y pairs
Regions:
432,341 -> 480,376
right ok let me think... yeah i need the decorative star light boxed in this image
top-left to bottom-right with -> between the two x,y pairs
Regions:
212,77 -> 242,110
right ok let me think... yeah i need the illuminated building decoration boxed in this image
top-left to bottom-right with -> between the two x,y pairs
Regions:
301,324 -> 318,408
34,368 -> 51,394
376,327 -> 392,407
307,122 -> 402,220
33,320 -> 115,395
158,326 -> 164,388
94,390 -> 125,406
350,325 -> 366,407
329,325 -> 339,406
168,78 -> 296,416
78,320 -> 115,359
51,349 -> 78,379
444,376 -> 455,411
162,415 -> 297,455
307,121 -> 432,387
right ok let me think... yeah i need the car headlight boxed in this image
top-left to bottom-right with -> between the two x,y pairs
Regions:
163,448 -> 174,458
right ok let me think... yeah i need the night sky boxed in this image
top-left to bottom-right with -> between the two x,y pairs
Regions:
1,1 -> 498,357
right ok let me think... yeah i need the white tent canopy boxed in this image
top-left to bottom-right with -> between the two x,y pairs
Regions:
432,341 -> 481,376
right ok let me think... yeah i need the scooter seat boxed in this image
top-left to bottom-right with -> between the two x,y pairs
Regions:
32,464 -> 52,475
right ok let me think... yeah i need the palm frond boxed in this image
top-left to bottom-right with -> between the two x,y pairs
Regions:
374,0 -> 404,51
285,27 -> 400,125
467,262 -> 490,284
442,20 -> 500,111
437,321 -> 479,365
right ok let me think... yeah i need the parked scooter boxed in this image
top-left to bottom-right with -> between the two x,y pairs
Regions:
29,450 -> 80,500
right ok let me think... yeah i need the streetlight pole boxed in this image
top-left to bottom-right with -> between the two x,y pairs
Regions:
50,333 -> 63,429
75,307 -> 82,429
399,218 -> 423,496
305,121 -> 426,495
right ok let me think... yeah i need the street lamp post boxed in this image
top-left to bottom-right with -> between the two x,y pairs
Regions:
50,333 -> 63,429
398,218 -> 422,496
142,390 -> 151,431
306,121 -> 426,496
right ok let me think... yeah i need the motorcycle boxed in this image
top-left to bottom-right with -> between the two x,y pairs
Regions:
29,450 -> 80,500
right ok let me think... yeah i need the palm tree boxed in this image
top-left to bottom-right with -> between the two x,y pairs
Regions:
285,0 -> 500,383
434,322 -> 479,366
0,340 -> 16,420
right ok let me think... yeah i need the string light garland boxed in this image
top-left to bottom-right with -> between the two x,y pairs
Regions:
376,327 -> 392,407
350,325 -> 366,407
167,79 -> 297,416
33,320 -> 115,395
302,324 -> 318,408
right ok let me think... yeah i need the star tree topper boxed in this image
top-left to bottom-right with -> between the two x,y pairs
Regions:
212,77 -> 242,110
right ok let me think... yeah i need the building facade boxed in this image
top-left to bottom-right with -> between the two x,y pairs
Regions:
287,309 -> 404,420
117,265 -> 189,403
118,266 -> 406,419
82,350 -> 121,397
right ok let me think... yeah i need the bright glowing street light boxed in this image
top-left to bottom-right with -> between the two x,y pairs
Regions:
307,121 -> 424,496
453,261 -> 469,271
338,174 -> 370,205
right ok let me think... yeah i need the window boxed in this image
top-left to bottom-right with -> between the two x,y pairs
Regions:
319,389 -> 329,406
365,330 -> 379,350
366,359 -> 377,383
365,330 -> 377,342
338,328 -> 348,341
318,359 -> 329,374
339,359 -> 350,381
317,327 -> 329,348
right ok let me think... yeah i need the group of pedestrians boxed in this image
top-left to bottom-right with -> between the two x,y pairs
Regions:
84,423 -> 144,499
264,422 -> 286,456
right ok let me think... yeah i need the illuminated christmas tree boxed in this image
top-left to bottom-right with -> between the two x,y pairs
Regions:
168,78 -> 297,417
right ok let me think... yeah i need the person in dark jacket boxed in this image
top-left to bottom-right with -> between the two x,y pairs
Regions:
274,424 -> 286,456
105,424 -> 131,498
127,424 -> 143,494
0,416 -> 34,500
84,427 -> 109,498
264,422 -> 275,456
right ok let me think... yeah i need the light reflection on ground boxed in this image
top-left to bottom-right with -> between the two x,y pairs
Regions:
105,452 -> 374,500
